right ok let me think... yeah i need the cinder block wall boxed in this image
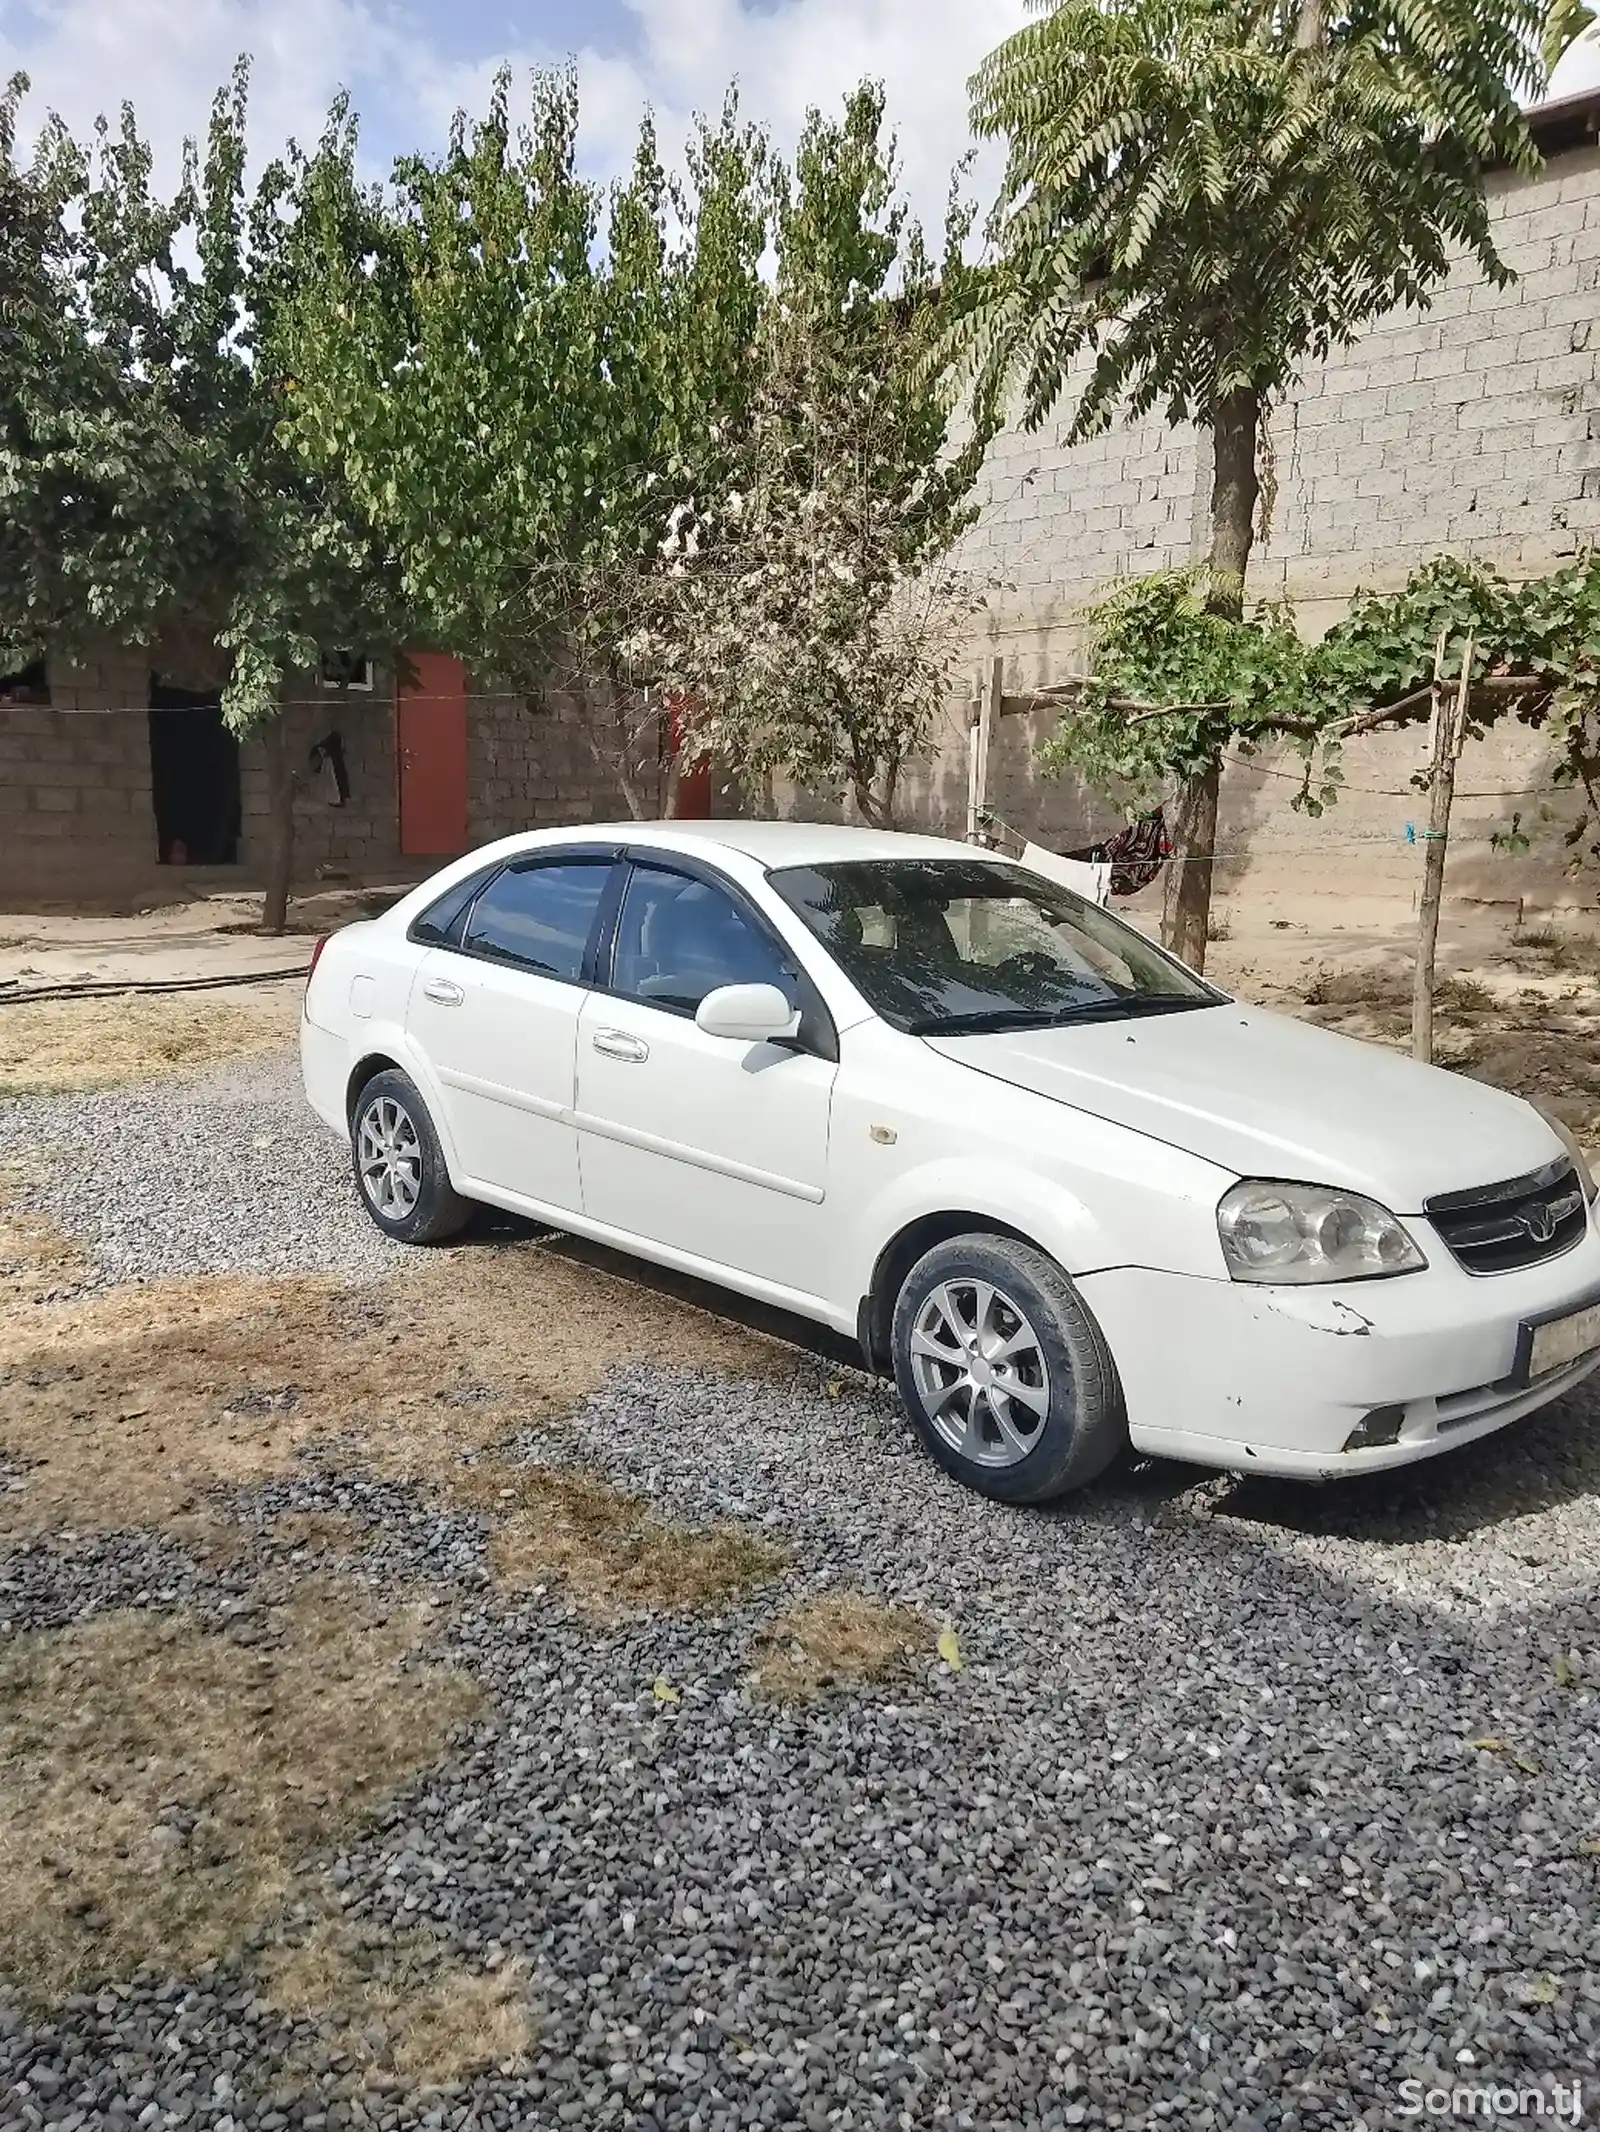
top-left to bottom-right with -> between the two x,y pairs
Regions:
467,685 -> 629,842
0,648 -> 161,901
239,678 -> 404,882
885,135 -> 1600,907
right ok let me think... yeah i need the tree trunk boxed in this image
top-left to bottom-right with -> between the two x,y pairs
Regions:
1206,386 -> 1260,608
1413,634 -> 1469,1064
852,761 -> 899,830
1160,385 -> 1262,972
1161,758 -> 1221,971
262,714 -> 295,937
582,721 -> 648,819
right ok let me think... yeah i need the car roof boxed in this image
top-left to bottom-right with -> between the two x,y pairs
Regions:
499,819 -> 1001,869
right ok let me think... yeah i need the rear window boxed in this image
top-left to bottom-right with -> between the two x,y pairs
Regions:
461,861 -> 612,980
408,869 -> 493,949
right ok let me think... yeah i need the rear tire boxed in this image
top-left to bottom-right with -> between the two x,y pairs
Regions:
890,1232 -> 1126,1504
349,1069 -> 472,1245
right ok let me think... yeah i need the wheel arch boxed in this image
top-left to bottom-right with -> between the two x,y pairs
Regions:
856,1210 -> 1049,1375
346,1051 -> 405,1124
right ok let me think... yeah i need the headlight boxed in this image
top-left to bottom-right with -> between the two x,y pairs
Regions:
1533,1104 -> 1596,1205
1217,1180 -> 1427,1284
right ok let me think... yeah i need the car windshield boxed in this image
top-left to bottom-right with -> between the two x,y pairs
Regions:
769,857 -> 1222,1034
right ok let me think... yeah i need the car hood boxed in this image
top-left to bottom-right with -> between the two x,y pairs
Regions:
925,1002 -> 1563,1209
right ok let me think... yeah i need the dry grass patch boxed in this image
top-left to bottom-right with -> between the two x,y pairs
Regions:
0,1579 -> 479,2002
0,990 -> 298,1096
0,1242 -> 783,1540
749,1591 -> 933,1703
466,1462 -> 787,1616
261,1915 -> 534,2089
0,1156 -> 87,1309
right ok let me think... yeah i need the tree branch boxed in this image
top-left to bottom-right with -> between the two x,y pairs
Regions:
1333,672 -> 1556,738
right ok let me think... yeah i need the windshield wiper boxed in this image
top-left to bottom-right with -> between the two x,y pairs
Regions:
909,995 -> 1214,1036
904,1007 -> 1067,1035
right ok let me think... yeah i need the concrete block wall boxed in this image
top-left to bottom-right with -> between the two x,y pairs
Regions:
890,132 -> 1600,905
237,676 -> 404,880
0,647 -> 160,901
467,685 -> 629,843
1261,144 -> 1600,629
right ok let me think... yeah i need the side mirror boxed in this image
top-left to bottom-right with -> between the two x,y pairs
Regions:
695,982 -> 802,1044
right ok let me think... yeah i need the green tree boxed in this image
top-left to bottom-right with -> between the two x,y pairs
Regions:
645,86 -> 996,825
280,70 -> 771,816
954,0 -> 1547,967
1,67 -> 406,929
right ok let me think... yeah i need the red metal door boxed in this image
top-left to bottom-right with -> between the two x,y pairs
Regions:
666,691 -> 711,819
398,652 -> 468,856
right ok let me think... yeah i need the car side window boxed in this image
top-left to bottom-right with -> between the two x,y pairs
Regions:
461,861 -> 611,981
409,867 -> 494,949
610,865 -> 795,1016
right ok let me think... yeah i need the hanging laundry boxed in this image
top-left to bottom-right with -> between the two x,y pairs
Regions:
1065,806 -> 1170,896
1020,842 -> 1111,906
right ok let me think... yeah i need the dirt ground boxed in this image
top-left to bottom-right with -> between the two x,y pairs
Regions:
1206,888 -> 1600,1146
3,879 -> 1597,2079
0,1182 -> 801,2053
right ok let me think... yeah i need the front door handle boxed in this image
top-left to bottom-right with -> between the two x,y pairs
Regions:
592,1028 -> 649,1063
422,977 -> 464,1006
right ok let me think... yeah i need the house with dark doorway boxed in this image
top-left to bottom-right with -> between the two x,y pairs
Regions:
0,638 -> 648,909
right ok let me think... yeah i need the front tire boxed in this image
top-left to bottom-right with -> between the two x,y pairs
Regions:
350,1069 -> 472,1245
890,1232 -> 1126,1504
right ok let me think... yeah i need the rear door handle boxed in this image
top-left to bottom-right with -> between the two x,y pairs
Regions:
592,1028 -> 649,1063
423,977 -> 464,1006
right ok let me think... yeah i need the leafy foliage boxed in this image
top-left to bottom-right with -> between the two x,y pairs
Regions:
0,66 -> 405,733
277,68 -> 771,811
637,87 -> 996,825
953,0 -> 1544,447
1048,570 -> 1314,785
1047,553 -> 1600,822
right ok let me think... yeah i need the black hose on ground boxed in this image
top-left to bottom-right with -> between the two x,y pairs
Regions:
0,966 -> 309,1006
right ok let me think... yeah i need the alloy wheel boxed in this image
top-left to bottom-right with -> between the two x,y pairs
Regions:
357,1095 -> 423,1220
908,1277 -> 1051,1468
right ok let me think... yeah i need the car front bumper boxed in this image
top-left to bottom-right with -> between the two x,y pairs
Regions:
1077,1219 -> 1600,1478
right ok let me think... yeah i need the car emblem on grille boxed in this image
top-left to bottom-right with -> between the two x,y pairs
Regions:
1521,1203 -> 1558,1244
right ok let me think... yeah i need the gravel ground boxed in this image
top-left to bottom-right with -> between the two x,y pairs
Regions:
4,1046 -> 1600,2129
0,1049 -> 403,1285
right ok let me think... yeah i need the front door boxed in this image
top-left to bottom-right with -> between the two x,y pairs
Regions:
406,857 -> 615,1213
398,651 -> 468,856
574,860 -> 837,1301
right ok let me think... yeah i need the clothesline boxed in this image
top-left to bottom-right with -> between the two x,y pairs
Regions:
1241,757 -> 1585,802
978,807 -> 1541,869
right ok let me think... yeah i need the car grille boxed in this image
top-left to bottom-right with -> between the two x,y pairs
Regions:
1424,1158 -> 1588,1275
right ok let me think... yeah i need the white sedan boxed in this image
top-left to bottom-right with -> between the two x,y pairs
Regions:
301,820 -> 1600,1501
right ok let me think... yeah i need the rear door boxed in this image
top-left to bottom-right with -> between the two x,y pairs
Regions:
574,858 -> 838,1301
407,855 -> 617,1214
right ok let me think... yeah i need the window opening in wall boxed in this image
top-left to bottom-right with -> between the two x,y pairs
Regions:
0,655 -> 50,706
320,651 -> 374,692
148,679 -> 242,865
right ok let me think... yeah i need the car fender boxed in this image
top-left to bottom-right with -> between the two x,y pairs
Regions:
844,1152 -> 1224,1314
344,1018 -> 469,1182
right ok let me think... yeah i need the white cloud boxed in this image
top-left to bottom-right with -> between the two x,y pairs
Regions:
1549,18 -> 1600,94
0,0 -> 414,181
400,0 -> 1027,232
1,0 -> 1025,231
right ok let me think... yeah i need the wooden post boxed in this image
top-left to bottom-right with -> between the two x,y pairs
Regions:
972,656 -> 1001,846
261,712 -> 296,938
1412,628 -> 1472,1065
964,668 -> 983,843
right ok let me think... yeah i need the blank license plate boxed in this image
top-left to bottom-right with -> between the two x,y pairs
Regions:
1529,1302 -> 1600,1380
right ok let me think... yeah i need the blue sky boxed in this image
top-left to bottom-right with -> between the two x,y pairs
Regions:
0,0 -> 1031,230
